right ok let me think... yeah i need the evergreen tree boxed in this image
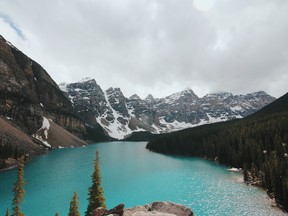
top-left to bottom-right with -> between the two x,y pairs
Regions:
85,151 -> 106,216
5,208 -> 10,216
12,158 -> 25,216
68,192 -> 80,216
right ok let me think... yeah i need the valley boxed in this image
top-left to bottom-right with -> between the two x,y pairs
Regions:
0,34 -> 287,215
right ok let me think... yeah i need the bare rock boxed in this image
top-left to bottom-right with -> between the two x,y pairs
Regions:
124,202 -> 194,216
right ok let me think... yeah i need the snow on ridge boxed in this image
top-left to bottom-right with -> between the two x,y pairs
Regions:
58,82 -> 68,92
79,77 -> 94,83
159,117 -> 194,132
155,113 -> 235,134
164,88 -> 197,104
96,91 -> 132,140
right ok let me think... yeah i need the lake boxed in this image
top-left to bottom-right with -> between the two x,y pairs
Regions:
0,141 -> 286,215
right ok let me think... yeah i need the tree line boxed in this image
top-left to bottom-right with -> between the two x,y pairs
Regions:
4,151 -> 105,216
146,111 -> 288,211
0,136 -> 27,170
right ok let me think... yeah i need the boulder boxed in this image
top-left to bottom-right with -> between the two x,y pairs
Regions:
124,202 -> 194,216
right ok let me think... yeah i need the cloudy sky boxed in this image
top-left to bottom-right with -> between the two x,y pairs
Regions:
1,0 -> 288,98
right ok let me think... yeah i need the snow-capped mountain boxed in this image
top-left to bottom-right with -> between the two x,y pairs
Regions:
60,78 -> 275,139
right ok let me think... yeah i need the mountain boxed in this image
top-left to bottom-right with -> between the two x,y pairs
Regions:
248,92 -> 288,117
60,78 -> 275,139
0,35 -> 104,170
146,92 -> 288,210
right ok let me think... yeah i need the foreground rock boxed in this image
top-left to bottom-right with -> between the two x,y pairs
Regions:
125,202 -> 194,216
94,202 -> 194,216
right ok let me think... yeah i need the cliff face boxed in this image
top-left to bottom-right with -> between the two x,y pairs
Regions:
0,35 -> 103,169
0,35 -> 86,138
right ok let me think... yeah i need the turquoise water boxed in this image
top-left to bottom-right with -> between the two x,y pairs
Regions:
0,141 -> 286,216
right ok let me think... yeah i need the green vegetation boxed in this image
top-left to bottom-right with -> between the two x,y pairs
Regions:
12,158 -> 25,216
85,151 -> 106,216
147,93 -> 288,210
68,192 -> 80,216
0,143 -> 26,170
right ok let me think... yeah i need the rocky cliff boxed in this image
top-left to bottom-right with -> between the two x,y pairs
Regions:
0,35 -> 101,170
60,78 -> 275,139
0,35 -> 87,137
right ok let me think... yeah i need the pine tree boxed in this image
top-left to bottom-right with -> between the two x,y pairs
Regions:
68,192 -> 80,216
85,151 -> 106,216
12,158 -> 25,216
5,208 -> 10,216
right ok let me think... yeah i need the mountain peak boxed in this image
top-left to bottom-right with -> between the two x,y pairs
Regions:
183,87 -> 193,92
79,77 -> 96,83
203,92 -> 232,100
145,94 -> 154,100
106,87 -> 122,93
166,88 -> 198,101
129,94 -> 141,100
249,91 -> 270,97
181,88 -> 197,97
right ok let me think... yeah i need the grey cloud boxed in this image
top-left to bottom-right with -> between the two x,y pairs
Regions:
0,0 -> 287,98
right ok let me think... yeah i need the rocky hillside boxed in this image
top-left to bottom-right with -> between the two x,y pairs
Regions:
0,116 -> 45,169
0,35 -> 87,137
60,78 -> 275,139
0,35 -> 101,170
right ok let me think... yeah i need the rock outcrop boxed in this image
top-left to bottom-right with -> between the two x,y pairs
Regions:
61,78 -> 275,139
124,202 -> 194,216
93,202 -> 194,216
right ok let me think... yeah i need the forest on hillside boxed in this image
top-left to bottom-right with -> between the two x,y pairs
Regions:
146,93 -> 288,211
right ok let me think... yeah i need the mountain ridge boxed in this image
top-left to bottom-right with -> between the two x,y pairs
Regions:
60,78 -> 275,139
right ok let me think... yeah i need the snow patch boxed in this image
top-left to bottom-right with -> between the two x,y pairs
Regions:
159,118 -> 194,132
32,117 -> 52,148
96,91 -> 132,139
231,105 -> 243,112
79,77 -> 94,83
32,134 -> 51,148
